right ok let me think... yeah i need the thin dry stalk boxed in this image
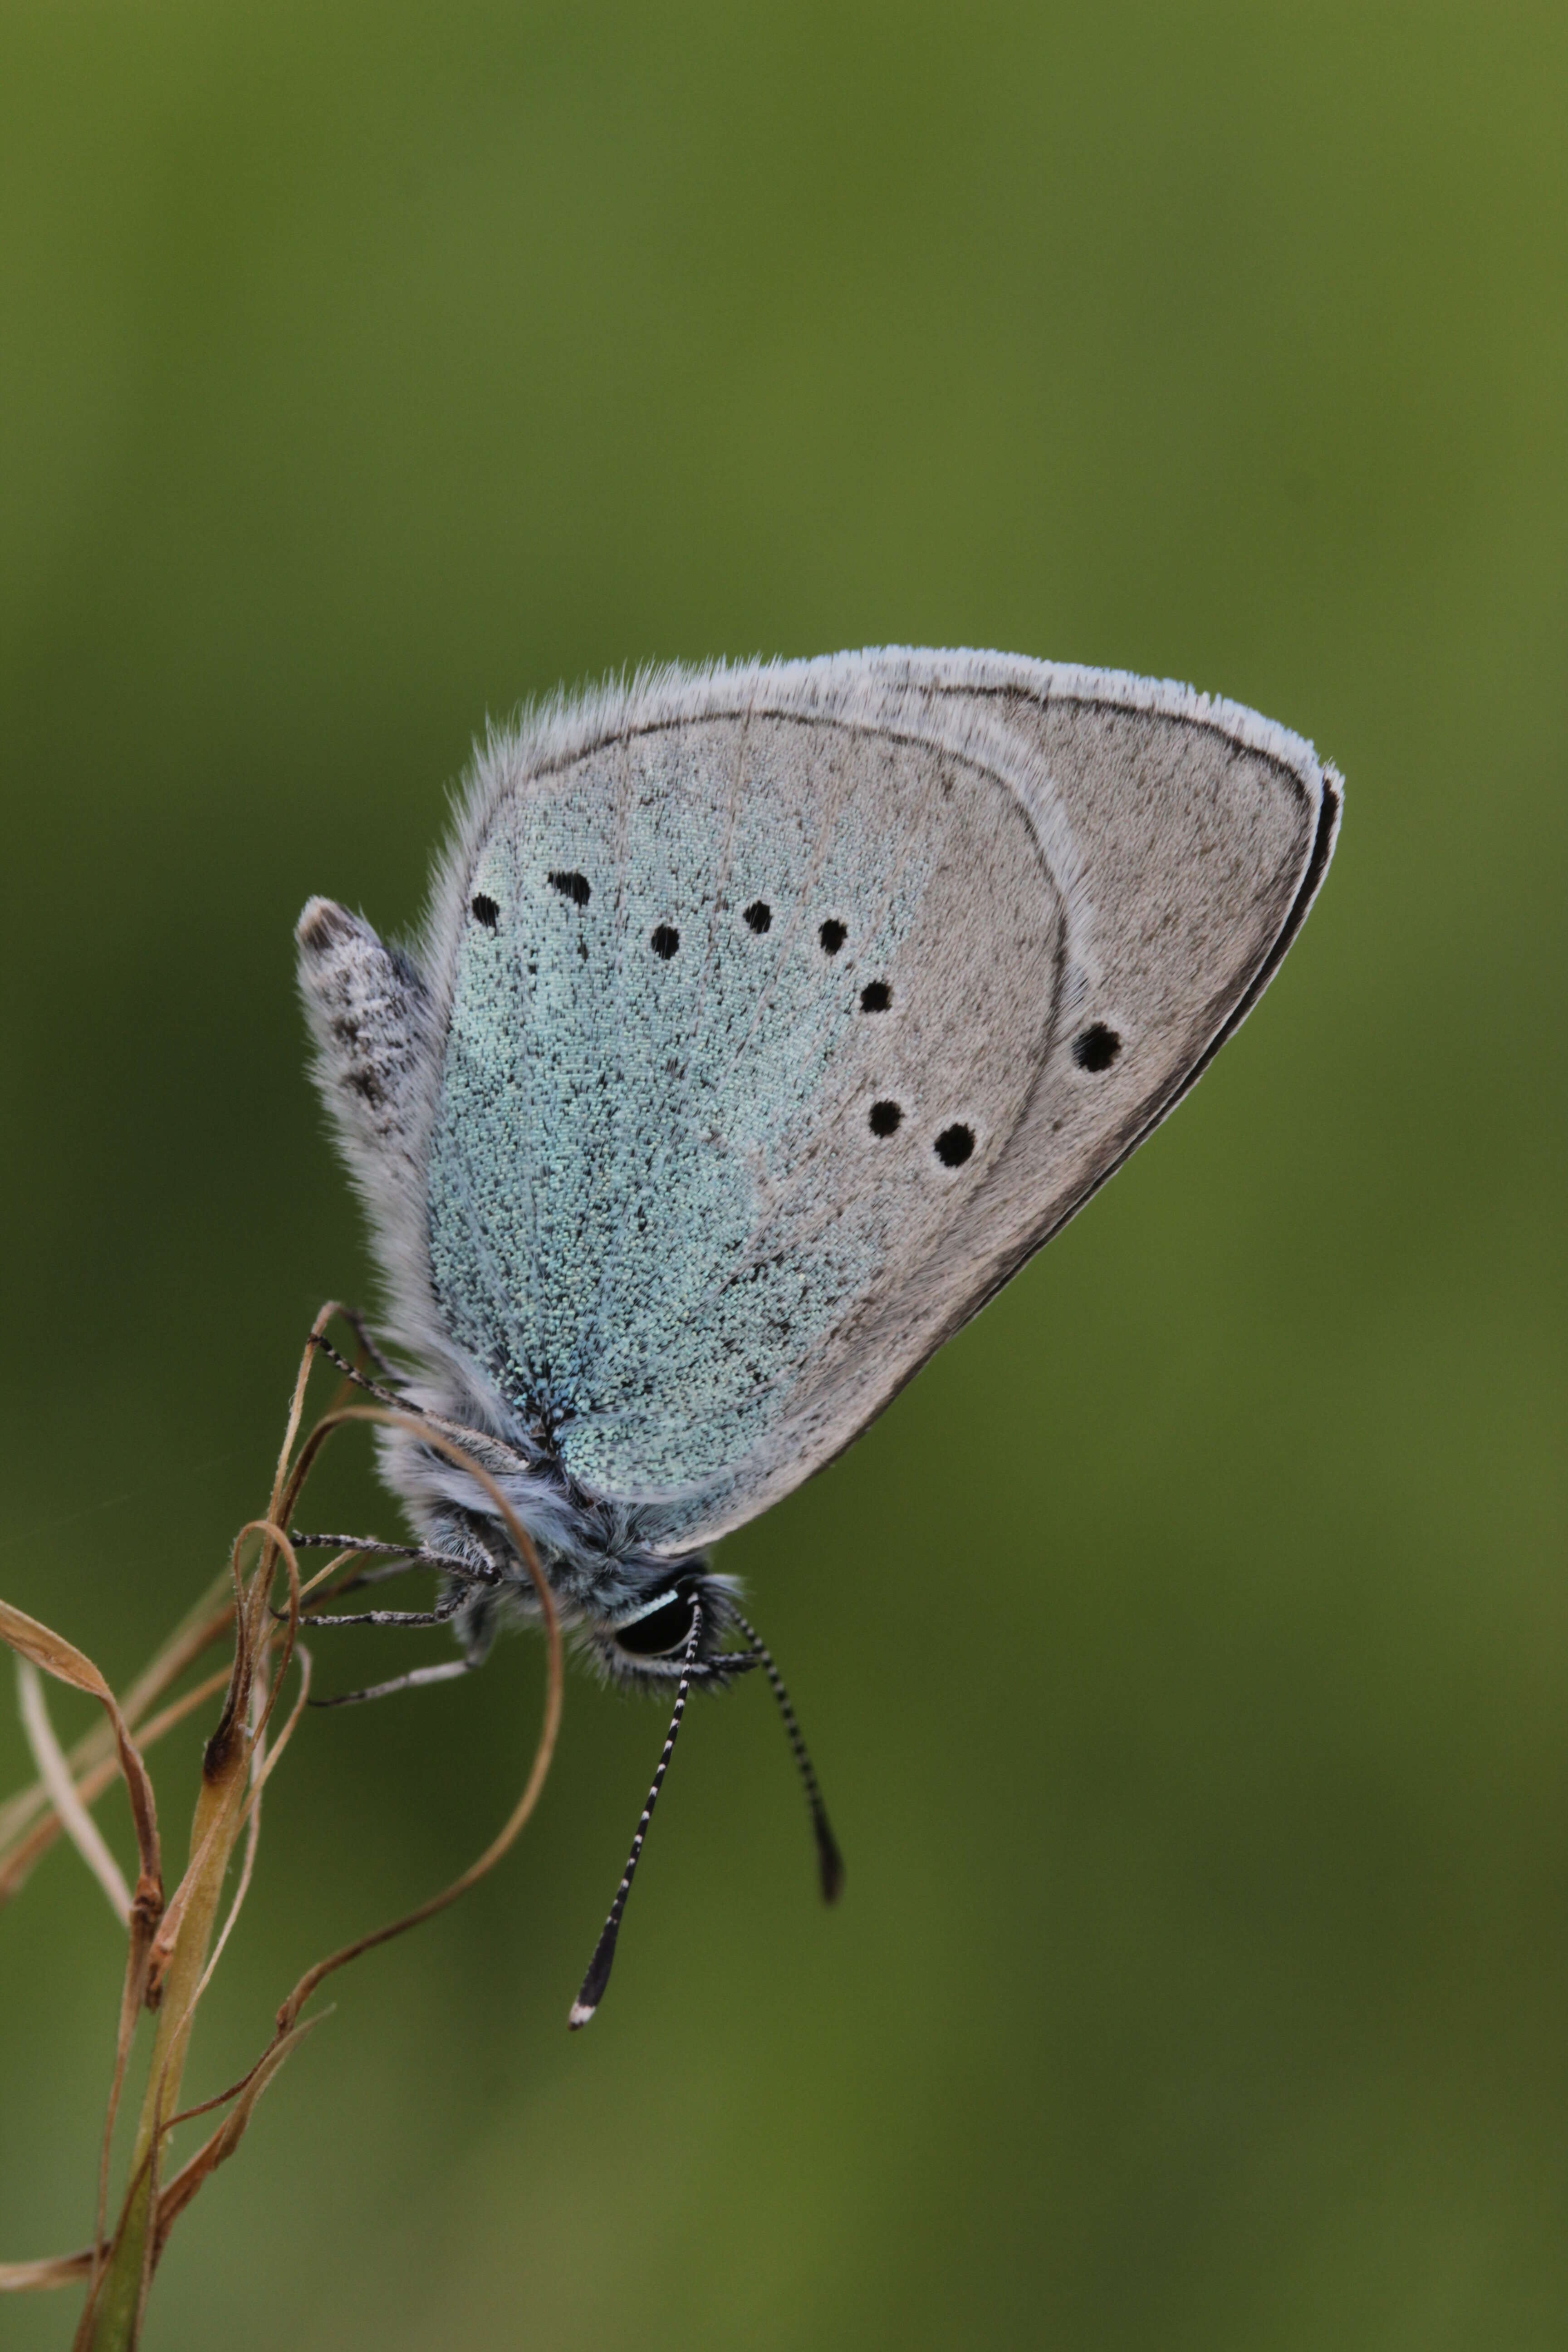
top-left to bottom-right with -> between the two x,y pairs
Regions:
1,1306 -> 566,2352
0,2246 -> 104,2293
16,1658 -> 133,1925
0,1665 -> 233,1909
0,1577 -> 235,1890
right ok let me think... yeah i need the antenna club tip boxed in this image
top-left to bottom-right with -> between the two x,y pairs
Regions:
568,1998 -> 598,2030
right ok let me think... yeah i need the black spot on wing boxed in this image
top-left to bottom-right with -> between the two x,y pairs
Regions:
1072,1023 -> 1121,1072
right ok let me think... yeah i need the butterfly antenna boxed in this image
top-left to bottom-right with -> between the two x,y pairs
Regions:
726,1604 -> 844,1904
569,1601 -> 704,2030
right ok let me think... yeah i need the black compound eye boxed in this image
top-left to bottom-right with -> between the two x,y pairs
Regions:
1072,1023 -> 1122,1072
615,1590 -> 696,1658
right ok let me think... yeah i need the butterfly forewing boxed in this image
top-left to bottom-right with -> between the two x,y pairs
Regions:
426,702 -> 1067,1538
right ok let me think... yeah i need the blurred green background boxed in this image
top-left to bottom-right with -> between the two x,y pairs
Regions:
1,3 -> 1564,2346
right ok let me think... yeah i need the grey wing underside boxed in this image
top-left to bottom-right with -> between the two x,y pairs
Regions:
299,649 -> 1341,1555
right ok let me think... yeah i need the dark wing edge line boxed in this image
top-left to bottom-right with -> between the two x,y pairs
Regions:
1148,761 -> 1343,1129
964,758 -> 1345,1334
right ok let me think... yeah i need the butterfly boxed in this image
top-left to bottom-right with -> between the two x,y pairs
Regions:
295,647 -> 1341,2021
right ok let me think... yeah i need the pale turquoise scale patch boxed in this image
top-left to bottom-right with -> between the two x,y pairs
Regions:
426,713 -> 1063,1527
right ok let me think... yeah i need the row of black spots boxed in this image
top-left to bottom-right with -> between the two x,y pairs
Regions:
743,900 -> 854,957
739,905 -> 848,952
470,869 -> 592,920
864,1100 -> 975,1167
1072,1023 -> 1121,1072
521,872 -> 872,981
648,902 -> 873,974
741,902 -> 852,955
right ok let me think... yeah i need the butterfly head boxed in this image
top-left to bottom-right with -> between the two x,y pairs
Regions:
593,1569 -> 753,1690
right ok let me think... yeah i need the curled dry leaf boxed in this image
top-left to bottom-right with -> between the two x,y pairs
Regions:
16,1658 -> 134,1925
0,2246 -> 103,2294
0,1600 -> 163,1918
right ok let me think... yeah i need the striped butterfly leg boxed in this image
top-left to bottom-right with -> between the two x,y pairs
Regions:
289,1530 -> 504,1707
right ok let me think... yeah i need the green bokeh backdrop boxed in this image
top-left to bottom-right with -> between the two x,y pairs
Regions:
2,5 -> 1564,2346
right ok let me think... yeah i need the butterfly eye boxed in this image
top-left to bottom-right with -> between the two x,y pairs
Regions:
615,1589 -> 697,1658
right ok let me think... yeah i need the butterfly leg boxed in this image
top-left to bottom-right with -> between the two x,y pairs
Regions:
289,1530 -> 500,1602
303,1587 -> 471,1632
307,1578 -> 502,1708
324,1303 -> 403,1384
305,1330 -> 412,1414
309,1655 -> 485,1709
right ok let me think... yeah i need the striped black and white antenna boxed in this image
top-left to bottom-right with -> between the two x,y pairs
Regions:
568,1598 -> 844,2029
727,1601 -> 844,1904
569,1600 -> 705,2029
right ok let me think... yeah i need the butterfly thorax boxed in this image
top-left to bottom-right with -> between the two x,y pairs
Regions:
375,1371 -> 742,1687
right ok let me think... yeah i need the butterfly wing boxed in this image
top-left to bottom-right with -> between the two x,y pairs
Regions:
416,652 -> 1341,1548
730,650 -> 1343,1538
302,651 -> 1339,1555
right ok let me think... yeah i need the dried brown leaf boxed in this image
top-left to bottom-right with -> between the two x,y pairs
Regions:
0,1665 -> 230,1910
0,1601 -> 162,1909
16,1659 -> 133,1923
151,2017 -> 320,2262
0,2246 -> 103,2294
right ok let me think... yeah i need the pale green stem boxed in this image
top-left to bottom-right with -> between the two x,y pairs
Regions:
80,1720 -> 248,2352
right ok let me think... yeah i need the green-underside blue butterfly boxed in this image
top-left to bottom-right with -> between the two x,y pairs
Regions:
296,646 -> 1342,2024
